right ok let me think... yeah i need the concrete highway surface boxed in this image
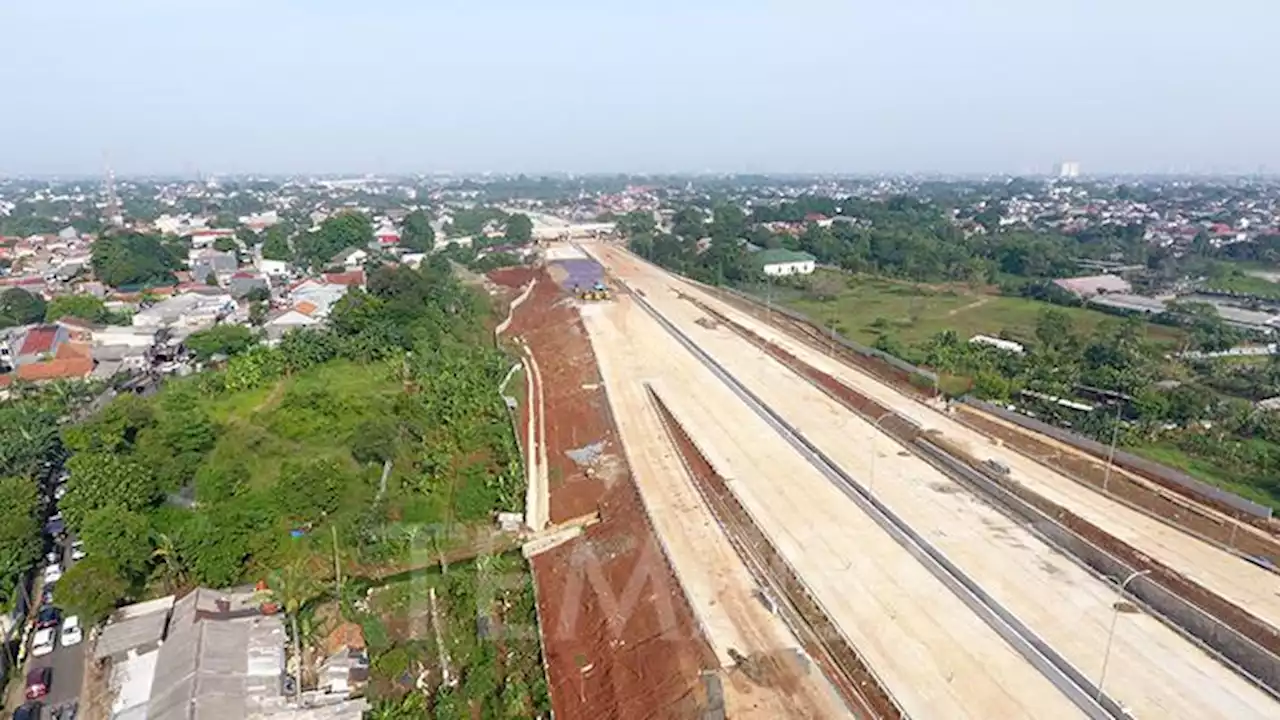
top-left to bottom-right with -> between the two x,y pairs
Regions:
579,241 -> 1280,719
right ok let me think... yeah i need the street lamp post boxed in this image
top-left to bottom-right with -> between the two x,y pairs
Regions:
1096,569 -> 1152,701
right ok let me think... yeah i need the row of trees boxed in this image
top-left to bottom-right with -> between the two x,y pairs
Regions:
0,383 -> 103,608
627,196 -> 1115,289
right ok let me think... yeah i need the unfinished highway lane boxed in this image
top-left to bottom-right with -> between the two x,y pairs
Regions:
662,261 -> 1280,631
580,301 -> 852,719
577,275 -> 1087,717
586,243 -> 1280,719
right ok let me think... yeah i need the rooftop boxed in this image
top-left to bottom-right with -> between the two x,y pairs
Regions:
95,595 -> 174,660
18,325 -> 59,355
756,248 -> 817,265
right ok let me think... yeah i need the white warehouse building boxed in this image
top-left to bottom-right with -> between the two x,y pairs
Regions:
758,249 -> 817,277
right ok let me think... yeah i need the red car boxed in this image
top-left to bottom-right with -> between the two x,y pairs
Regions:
25,667 -> 50,700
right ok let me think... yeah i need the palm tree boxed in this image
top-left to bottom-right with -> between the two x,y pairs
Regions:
151,532 -> 188,593
267,558 -> 320,704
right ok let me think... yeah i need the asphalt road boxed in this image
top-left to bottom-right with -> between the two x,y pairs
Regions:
23,539 -> 84,714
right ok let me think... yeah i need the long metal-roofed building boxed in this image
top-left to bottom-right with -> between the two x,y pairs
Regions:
99,587 -> 368,720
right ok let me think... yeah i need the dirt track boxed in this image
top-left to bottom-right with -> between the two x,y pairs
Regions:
491,268 -> 716,719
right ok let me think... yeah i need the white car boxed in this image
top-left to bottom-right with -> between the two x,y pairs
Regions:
61,616 -> 83,647
31,627 -> 55,657
43,550 -> 59,565
54,484 -> 68,501
70,541 -> 86,561
42,563 -> 63,584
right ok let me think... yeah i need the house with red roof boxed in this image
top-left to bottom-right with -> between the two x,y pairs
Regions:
322,270 -> 365,289
16,325 -> 66,363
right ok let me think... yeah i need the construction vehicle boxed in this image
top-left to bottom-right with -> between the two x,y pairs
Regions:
575,281 -> 611,301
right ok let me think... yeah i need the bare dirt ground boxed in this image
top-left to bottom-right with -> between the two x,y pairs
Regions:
490,268 -> 717,719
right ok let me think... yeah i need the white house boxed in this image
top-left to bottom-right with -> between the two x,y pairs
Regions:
329,248 -> 368,269
758,249 -> 817,277
255,258 -> 291,278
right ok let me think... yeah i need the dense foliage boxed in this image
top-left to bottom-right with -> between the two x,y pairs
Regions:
400,210 -> 435,252
91,232 -> 183,288
295,212 -> 374,269
0,383 -> 99,606
634,195 -> 1145,288
44,293 -> 127,324
260,225 -> 294,262
1,288 -> 47,329
56,257 -> 525,620
185,324 -> 259,361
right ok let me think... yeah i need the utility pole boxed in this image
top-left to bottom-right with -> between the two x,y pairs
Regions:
1102,402 -> 1123,494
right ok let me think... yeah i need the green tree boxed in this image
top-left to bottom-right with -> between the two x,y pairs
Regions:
57,555 -> 131,624
401,209 -> 436,252
273,458 -> 346,525
62,452 -> 159,529
185,324 -> 258,361
79,503 -> 152,579
213,236 -> 238,253
0,475 -> 41,603
0,288 -> 46,327
250,300 -> 268,326
152,531 -> 189,593
45,294 -> 111,323
296,212 -> 373,269
266,557 -> 320,703
504,213 -> 533,244
91,233 -> 181,287
617,210 -> 656,237
1035,308 -> 1076,351
260,225 -> 294,262
0,402 -> 60,478
205,271 -> 218,286
246,285 -> 271,303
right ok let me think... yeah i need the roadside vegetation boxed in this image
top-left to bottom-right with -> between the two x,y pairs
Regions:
50,257 -> 546,714
0,381 -> 101,611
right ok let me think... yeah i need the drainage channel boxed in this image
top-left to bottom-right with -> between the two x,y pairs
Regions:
621,281 -> 1124,720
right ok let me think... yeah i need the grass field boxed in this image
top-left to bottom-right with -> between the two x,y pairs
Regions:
1130,442 -> 1280,511
759,271 -> 1185,350
1206,268 -> 1280,299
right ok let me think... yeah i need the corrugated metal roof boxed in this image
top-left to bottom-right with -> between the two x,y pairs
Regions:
755,248 -> 816,266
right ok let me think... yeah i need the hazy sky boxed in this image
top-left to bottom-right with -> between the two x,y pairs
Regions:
1,1 -> 1276,176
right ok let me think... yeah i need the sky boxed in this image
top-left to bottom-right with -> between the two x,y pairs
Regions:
0,0 -> 1276,176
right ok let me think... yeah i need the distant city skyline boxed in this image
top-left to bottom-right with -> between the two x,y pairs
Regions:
1,1 -> 1276,176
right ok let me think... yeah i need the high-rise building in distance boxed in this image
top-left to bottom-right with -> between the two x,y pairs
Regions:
1057,161 -> 1081,178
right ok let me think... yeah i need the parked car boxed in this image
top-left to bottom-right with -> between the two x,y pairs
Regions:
31,627 -> 55,657
35,606 -> 61,631
40,585 -> 54,606
54,484 -> 68,501
25,666 -> 50,700
69,541 -> 85,562
43,550 -> 59,566
42,564 -> 62,585
60,616 -> 82,647
12,701 -> 42,720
